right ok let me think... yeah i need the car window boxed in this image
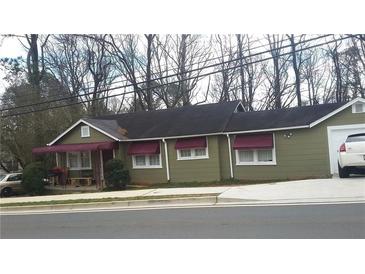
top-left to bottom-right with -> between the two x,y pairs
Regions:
346,134 -> 365,143
7,174 -> 22,181
0,175 -> 6,181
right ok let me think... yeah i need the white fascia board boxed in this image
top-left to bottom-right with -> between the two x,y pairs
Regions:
47,119 -> 84,146
119,132 -> 222,142
309,97 -> 365,128
47,119 -> 120,146
235,101 -> 245,112
119,125 -> 312,142
79,120 -> 121,142
224,125 -> 309,135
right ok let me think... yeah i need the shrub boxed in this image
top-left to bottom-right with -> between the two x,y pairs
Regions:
22,161 -> 47,195
104,159 -> 130,190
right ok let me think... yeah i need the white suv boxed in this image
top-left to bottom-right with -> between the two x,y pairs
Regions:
338,133 -> 365,178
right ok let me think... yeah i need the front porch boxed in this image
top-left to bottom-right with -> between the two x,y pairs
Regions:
32,141 -> 119,191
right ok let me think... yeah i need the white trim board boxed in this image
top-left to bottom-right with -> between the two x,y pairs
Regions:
309,97 -> 365,128
48,119 -> 121,145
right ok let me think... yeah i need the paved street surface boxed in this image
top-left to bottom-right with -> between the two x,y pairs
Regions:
1,203 -> 364,238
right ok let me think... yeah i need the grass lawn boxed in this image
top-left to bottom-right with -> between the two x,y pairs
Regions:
136,178 -> 289,189
0,193 -> 216,208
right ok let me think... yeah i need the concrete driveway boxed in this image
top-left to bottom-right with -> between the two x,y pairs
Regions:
218,176 -> 365,204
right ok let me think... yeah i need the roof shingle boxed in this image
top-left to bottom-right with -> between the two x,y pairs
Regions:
83,101 -> 348,140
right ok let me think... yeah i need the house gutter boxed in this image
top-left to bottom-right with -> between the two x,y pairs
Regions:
226,134 -> 234,179
162,139 -> 170,182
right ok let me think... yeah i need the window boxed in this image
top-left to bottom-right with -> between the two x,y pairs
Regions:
346,133 -> 365,143
68,152 -> 79,168
134,155 -> 146,166
352,103 -> 364,113
177,147 -> 208,160
257,149 -> 273,162
67,151 -> 91,170
7,174 -> 22,181
236,149 -> 276,165
132,154 -> 162,169
81,125 -> 90,137
238,150 -> 254,162
149,155 -> 160,166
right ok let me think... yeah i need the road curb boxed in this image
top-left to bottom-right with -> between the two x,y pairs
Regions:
217,197 -> 365,205
0,196 -> 218,214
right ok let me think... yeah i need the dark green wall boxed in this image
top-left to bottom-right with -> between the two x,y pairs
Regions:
52,105 -> 365,184
223,107 -> 365,181
57,123 -> 113,144
167,136 -> 221,183
118,142 -> 167,184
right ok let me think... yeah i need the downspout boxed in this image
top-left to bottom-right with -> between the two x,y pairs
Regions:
162,139 -> 170,182
226,134 -> 234,179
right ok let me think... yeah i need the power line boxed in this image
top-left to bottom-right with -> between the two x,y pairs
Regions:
0,34 -> 319,107
1,34 -> 344,117
1,34 -> 334,112
1,35 -> 352,118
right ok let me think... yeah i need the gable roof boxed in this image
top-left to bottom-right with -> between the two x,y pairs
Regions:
90,100 -> 242,140
48,100 -> 242,144
47,97 -> 364,144
224,102 -> 347,133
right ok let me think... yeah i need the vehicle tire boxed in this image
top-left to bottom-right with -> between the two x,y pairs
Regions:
1,187 -> 13,197
338,162 -> 349,178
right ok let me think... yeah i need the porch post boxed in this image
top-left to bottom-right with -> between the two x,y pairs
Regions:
55,152 -> 59,167
99,150 -> 104,187
112,149 -> 116,158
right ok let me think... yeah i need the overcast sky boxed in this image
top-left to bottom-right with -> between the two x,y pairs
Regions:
0,36 -> 26,95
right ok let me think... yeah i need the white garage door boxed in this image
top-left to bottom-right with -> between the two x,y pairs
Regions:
327,124 -> 365,174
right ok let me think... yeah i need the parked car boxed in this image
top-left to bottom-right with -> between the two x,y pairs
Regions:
0,173 -> 23,197
338,133 -> 365,178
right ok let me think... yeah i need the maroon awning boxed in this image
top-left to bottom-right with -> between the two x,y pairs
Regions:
233,134 -> 273,150
175,137 -> 207,150
127,141 -> 160,155
32,141 -> 118,154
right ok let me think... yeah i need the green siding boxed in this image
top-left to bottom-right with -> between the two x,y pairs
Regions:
218,135 -> 231,180
118,142 -> 167,185
57,123 -> 113,144
228,107 -> 365,181
167,136 -> 221,182
51,104 -> 365,185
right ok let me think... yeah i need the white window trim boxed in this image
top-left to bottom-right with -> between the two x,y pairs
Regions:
66,151 -> 92,170
176,137 -> 209,160
132,154 -> 162,169
352,102 -> 365,113
235,133 -> 277,166
81,125 -> 90,138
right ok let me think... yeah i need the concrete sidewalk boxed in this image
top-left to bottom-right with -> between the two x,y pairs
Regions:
218,177 -> 365,204
1,177 -> 364,207
0,186 -> 229,205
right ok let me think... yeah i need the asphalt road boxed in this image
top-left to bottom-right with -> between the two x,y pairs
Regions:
1,203 -> 365,238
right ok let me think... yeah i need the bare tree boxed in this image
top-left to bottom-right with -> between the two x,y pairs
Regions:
45,35 -> 117,116
287,34 -> 308,106
211,35 -> 237,102
263,34 -> 292,109
236,35 -> 268,111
